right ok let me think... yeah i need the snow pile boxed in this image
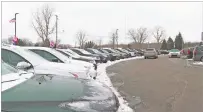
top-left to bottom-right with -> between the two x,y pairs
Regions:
193,62 -> 203,66
96,56 -> 143,112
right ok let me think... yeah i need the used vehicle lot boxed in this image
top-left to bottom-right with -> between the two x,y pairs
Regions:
2,44 -> 202,112
107,56 -> 203,112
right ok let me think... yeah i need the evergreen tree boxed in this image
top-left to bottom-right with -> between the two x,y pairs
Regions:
167,37 -> 174,50
84,41 -> 97,48
160,39 -> 167,50
175,32 -> 184,50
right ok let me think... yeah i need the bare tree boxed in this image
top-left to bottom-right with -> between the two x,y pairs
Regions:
32,4 -> 55,46
109,32 -> 116,49
136,27 -> 148,44
128,29 -> 137,43
98,37 -> 103,48
152,26 -> 166,44
76,30 -> 87,48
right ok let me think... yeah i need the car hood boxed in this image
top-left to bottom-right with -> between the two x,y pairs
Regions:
33,62 -> 90,79
65,59 -> 92,67
2,75 -> 118,112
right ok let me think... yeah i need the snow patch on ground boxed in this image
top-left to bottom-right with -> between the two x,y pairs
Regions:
96,56 -> 144,112
193,62 -> 203,65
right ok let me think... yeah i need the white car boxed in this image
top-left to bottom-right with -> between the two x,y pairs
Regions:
65,49 -> 97,61
168,49 -> 181,58
2,45 -> 96,79
24,47 -> 97,77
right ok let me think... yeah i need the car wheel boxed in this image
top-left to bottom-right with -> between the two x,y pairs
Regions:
144,56 -> 147,59
201,57 -> 203,62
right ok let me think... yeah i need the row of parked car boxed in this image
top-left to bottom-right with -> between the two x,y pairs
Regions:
2,44 -> 143,112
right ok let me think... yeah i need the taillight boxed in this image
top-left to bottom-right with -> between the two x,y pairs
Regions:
187,49 -> 190,54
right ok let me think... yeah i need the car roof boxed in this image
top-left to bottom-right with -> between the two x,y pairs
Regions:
2,45 -> 49,66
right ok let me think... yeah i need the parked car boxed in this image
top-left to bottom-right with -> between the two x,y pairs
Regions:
144,48 -> 158,59
114,49 -> 130,58
2,45 -> 95,79
168,49 -> 181,58
156,50 -> 161,55
56,49 -> 96,63
97,49 -> 117,61
102,48 -> 121,60
1,61 -> 119,112
85,48 -> 109,63
124,48 -> 136,57
193,45 -> 203,62
70,48 -> 101,63
66,49 -> 97,62
159,50 -> 169,55
25,47 -> 97,76
110,49 -> 126,59
134,49 -> 144,56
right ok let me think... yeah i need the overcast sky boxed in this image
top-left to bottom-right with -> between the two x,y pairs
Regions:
2,2 -> 203,46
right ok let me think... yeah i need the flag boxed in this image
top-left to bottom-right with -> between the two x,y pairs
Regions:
12,36 -> 18,45
50,41 -> 55,48
9,18 -> 16,23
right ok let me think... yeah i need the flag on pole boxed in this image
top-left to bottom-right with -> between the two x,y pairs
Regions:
12,36 -> 18,45
9,18 -> 16,23
50,41 -> 55,48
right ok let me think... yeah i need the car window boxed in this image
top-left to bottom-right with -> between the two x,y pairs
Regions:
57,50 -> 70,57
170,49 -> 179,52
30,49 -> 62,63
86,49 -> 95,54
2,62 -> 18,75
146,49 -> 154,51
71,49 -> 82,55
2,49 -> 28,66
79,49 -> 92,54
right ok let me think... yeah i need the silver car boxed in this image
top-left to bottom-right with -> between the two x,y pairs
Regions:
193,45 -> 203,62
144,48 -> 158,59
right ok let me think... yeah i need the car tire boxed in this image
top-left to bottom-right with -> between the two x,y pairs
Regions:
144,56 -> 147,59
201,57 -> 203,62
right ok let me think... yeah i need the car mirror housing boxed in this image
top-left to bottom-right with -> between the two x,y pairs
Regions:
16,61 -> 32,70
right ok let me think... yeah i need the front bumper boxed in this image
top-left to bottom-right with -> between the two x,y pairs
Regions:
169,54 -> 180,58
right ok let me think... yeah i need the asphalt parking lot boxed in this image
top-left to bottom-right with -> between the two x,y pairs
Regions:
107,56 -> 203,112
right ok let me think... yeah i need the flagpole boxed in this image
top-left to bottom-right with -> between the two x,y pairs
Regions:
14,13 -> 19,38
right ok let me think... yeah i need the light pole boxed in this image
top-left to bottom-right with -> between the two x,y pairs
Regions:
116,29 -> 119,48
15,13 -> 19,38
55,15 -> 58,48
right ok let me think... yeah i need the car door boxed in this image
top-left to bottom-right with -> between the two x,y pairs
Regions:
2,49 -> 30,67
29,49 -> 63,63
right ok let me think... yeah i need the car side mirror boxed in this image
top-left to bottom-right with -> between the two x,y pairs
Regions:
16,61 -> 32,70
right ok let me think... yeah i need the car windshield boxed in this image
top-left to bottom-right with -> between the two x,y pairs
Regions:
66,49 -> 81,57
2,61 -> 18,75
146,48 -> 154,51
170,49 -> 179,52
48,49 -> 70,61
79,49 -> 92,54
91,49 -> 101,54
14,47 -> 49,66
101,49 -> 109,53
60,49 -> 80,58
